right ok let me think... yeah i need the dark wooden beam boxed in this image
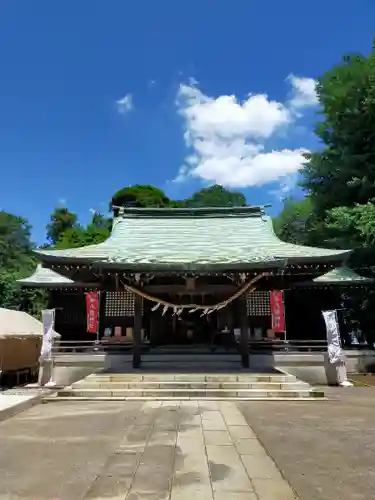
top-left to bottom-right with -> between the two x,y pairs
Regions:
144,284 -> 237,295
132,294 -> 142,368
239,296 -> 249,368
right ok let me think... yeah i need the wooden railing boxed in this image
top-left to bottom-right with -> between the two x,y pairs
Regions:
52,339 -> 374,355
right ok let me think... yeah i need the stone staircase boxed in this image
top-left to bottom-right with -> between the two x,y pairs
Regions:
45,372 -> 324,401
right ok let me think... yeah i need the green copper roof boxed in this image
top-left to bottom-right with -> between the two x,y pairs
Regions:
34,206 -> 351,270
313,267 -> 373,284
17,265 -> 99,288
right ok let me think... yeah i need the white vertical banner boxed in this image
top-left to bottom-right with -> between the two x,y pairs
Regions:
322,310 -> 352,387
40,309 -> 55,362
322,310 -> 343,364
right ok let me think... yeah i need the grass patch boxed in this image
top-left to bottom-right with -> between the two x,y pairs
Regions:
349,374 -> 375,387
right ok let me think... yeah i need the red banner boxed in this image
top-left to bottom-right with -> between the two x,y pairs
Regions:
86,291 -> 99,333
270,290 -> 285,332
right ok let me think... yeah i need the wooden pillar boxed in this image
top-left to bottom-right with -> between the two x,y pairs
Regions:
133,294 -> 142,368
239,296 -> 249,368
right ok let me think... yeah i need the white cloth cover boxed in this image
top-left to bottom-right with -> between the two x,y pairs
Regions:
0,308 -> 43,338
322,310 -> 343,364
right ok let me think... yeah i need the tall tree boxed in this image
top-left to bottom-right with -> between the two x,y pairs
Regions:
273,197 -> 318,246
0,211 -> 34,270
0,211 -> 47,314
46,207 -> 78,245
301,46 -> 375,215
297,42 -> 375,341
53,212 -> 112,249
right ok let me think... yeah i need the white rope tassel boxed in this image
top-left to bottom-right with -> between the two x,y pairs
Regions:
151,302 -> 161,312
162,305 -> 169,316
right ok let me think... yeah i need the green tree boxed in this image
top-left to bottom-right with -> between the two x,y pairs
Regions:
0,211 -> 34,270
297,42 -> 375,342
110,184 -> 247,212
110,185 -> 171,212
53,212 -> 112,249
46,207 -> 78,245
0,211 -> 47,314
273,197 -> 318,245
326,203 -> 375,249
301,46 -> 375,215
180,185 -> 247,208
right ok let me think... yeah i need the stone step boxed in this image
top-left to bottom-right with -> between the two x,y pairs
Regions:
56,388 -> 324,398
45,395 -> 326,402
84,373 -> 296,383
71,381 -> 307,390
51,371 -> 324,401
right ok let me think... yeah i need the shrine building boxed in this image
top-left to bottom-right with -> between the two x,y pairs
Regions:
19,205 -> 372,368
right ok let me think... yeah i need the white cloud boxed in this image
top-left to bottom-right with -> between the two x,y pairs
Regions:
175,76 -> 317,188
58,198 -> 67,206
287,74 -> 318,108
116,93 -> 133,114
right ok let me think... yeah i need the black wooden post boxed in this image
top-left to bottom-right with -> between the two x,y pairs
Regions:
239,296 -> 249,368
133,294 -> 142,368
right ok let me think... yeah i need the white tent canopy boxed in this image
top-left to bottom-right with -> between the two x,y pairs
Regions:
0,308 -> 60,339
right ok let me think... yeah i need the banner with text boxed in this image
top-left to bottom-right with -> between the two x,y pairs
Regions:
270,290 -> 285,332
40,309 -> 55,361
322,310 -> 343,364
86,291 -> 99,333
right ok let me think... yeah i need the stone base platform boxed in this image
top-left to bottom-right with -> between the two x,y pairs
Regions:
45,372 -> 324,401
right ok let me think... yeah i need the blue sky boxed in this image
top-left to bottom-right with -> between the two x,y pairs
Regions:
0,0 -> 374,243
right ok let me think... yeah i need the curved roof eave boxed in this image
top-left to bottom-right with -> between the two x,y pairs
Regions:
17,264 -> 100,289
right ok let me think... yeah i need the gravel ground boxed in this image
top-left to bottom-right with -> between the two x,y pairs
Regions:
239,386 -> 375,500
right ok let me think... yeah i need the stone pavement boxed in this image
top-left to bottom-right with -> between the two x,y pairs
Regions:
0,386 -> 49,422
0,399 -> 297,500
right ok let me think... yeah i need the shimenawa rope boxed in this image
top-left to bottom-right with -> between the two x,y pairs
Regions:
120,272 -> 268,316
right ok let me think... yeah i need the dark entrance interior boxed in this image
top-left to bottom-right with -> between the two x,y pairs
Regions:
144,293 -> 236,347
147,308 -> 218,346
284,288 -> 340,340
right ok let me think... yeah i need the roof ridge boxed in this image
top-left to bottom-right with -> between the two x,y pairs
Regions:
112,205 -> 270,218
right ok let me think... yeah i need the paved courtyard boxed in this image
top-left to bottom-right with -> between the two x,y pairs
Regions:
0,389 -> 375,499
0,399 -> 296,500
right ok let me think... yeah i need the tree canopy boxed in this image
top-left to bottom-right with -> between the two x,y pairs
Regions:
110,184 -> 247,211
111,185 -> 171,212
0,211 -> 47,315
301,47 -> 375,215
46,207 -> 78,245
275,42 -> 375,256
178,185 -> 247,208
